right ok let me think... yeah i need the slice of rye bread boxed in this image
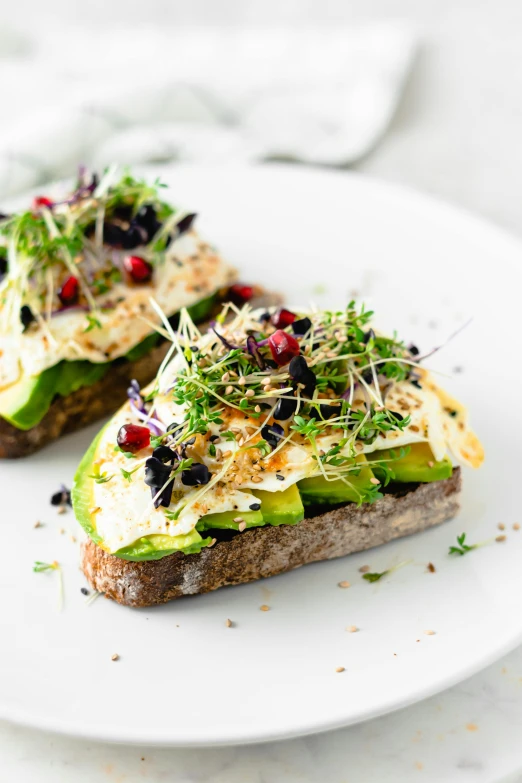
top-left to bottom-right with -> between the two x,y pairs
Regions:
81,468 -> 461,607
0,289 -> 282,458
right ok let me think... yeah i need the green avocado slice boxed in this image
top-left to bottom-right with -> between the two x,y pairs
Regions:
298,456 -> 377,505
252,484 -> 304,525
0,291 -> 219,431
371,443 -> 453,483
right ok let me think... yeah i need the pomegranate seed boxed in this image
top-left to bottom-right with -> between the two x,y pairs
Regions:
33,196 -> 53,209
124,256 -> 153,283
268,330 -> 300,366
58,276 -> 79,306
272,308 -> 296,329
229,283 -> 254,304
117,424 -> 151,453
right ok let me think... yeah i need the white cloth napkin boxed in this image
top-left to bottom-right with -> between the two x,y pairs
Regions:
0,23 -> 416,196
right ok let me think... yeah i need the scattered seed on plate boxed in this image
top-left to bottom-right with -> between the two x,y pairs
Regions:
80,587 -> 89,596
498,523 -> 505,531
34,521 -> 42,529
70,535 -> 76,543
335,666 -> 345,673
57,506 -> 66,515
260,604 -> 270,612
496,535 -> 506,543
427,562 -> 436,573
111,653 -> 119,661
359,565 -> 370,573
424,630 -> 436,636
514,523 -> 520,531
346,625 -> 358,633
338,581 -> 350,588
225,618 -> 233,628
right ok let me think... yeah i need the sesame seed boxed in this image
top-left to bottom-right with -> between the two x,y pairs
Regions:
496,535 -> 506,542
57,506 -> 66,515
335,666 -> 345,673
260,604 -> 270,611
424,630 -> 436,636
337,335 -> 348,343
111,654 -> 119,661
354,442 -> 363,452
70,535 -> 76,543
245,389 -> 255,398
427,460 -> 434,468
238,376 -> 246,386
222,450 -> 232,459
369,477 -> 380,486
208,538 -> 217,547
254,405 -> 261,413
514,523 -> 520,531
34,520 -> 42,529
59,528 -> 65,535
263,385 -> 273,393
346,625 -> 358,633
225,385 -> 234,396
251,475 -> 263,483
359,565 -> 370,573
222,372 -> 230,383
326,351 -> 338,359
233,516 -> 244,523
498,523 -> 505,531
427,562 -> 436,573
238,521 -> 247,532
338,581 -> 350,588
225,618 -> 233,628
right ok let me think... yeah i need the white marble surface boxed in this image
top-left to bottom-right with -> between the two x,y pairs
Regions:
3,1 -> 522,781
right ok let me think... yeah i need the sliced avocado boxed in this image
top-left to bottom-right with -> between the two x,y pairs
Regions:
371,443 -> 452,483
196,507 -> 264,531
113,529 -> 210,561
72,426 -> 107,547
298,455 -> 377,505
1,291 -> 219,431
0,364 -> 62,430
252,483 -> 304,525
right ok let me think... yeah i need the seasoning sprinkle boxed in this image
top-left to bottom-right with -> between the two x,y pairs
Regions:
338,581 -> 350,588
335,666 -> 345,673
498,523 -> 505,531
111,653 -> 120,661
424,630 -> 436,636
260,604 -> 270,611
496,535 -> 506,543
514,523 -> 520,531
225,618 -> 233,628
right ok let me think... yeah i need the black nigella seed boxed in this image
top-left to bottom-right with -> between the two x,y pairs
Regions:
112,205 -> 133,222
259,311 -> 271,323
249,503 -> 261,511
362,329 -> 375,344
80,587 -> 89,596
292,317 -> 312,336
276,474 -> 285,481
410,379 -> 422,390
389,410 -> 404,421
449,410 -> 458,418
20,305 -> 35,331
209,434 -> 220,442
0,256 -> 7,282
409,344 -> 420,356
273,396 -> 298,421
181,463 -> 211,486
176,213 -> 197,235
50,486 -> 71,506
361,369 -> 373,384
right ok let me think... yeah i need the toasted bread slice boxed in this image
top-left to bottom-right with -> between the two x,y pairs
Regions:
0,289 -> 282,458
81,469 -> 461,607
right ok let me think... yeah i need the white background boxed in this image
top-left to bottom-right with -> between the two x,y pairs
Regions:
2,1 -> 522,781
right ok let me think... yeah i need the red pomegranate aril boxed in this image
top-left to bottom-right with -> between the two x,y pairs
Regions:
229,283 -> 254,303
268,330 -> 300,366
124,256 -> 153,283
33,196 -> 53,209
117,424 -> 151,453
58,275 -> 79,306
272,308 -> 296,329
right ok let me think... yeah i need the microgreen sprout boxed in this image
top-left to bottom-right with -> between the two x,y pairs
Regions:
362,560 -> 411,583
448,532 -> 490,556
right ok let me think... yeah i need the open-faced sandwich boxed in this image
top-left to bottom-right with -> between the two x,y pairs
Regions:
0,167 -> 263,458
73,301 -> 484,607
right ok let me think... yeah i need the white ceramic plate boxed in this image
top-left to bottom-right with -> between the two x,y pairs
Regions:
1,165 -> 521,747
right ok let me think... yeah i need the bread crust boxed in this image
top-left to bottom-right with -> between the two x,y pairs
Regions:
0,290 -> 281,459
81,468 -> 461,607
